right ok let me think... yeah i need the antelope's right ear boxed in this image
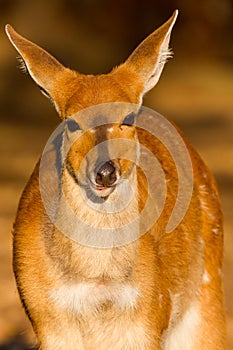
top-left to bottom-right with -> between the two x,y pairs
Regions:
118,10 -> 178,98
5,25 -> 73,106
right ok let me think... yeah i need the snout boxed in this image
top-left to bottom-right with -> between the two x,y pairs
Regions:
89,160 -> 120,198
95,161 -> 117,187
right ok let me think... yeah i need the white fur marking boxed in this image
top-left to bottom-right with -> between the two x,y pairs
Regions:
162,302 -> 200,350
212,227 -> 219,235
199,184 -> 208,194
202,269 -> 211,284
199,195 -> 216,220
203,171 -> 208,179
50,282 -> 140,314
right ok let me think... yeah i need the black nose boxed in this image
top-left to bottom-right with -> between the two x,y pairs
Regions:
95,161 -> 117,187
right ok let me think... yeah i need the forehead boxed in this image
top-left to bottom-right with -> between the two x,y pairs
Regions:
64,73 -> 141,117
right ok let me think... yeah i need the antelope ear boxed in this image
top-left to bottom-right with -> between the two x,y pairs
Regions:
5,25 -> 70,104
123,10 -> 178,96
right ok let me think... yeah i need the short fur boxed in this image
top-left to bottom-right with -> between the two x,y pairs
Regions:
6,10 -> 225,350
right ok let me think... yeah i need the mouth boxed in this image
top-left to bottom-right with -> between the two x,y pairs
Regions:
89,181 -> 116,198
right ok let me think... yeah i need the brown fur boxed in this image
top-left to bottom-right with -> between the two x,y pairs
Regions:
6,10 -> 225,350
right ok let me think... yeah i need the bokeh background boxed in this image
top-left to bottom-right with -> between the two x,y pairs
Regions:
0,0 -> 232,349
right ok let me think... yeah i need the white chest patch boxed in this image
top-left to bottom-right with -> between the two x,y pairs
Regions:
162,302 -> 200,350
49,282 -> 140,315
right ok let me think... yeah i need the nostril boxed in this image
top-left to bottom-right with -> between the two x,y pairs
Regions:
95,161 -> 117,186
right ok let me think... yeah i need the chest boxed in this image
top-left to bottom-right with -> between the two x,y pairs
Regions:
49,281 -> 152,350
49,281 -> 140,315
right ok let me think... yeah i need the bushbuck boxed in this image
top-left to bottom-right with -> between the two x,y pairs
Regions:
6,10 -> 226,350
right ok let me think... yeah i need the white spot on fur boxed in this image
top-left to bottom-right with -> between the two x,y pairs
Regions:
199,197 -> 209,211
203,171 -> 208,179
199,184 -> 208,194
162,302 -> 200,350
199,195 -> 216,220
49,282 -> 140,315
107,127 -> 114,132
212,227 -> 219,235
202,270 -> 211,285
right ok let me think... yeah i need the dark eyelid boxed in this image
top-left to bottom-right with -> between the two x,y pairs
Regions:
122,112 -> 136,126
66,119 -> 81,132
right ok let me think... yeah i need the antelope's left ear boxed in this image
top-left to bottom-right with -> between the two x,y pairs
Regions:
121,10 -> 178,96
5,24 -> 78,117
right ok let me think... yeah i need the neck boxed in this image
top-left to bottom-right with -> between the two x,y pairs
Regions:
56,164 -> 139,248
48,165 -> 140,281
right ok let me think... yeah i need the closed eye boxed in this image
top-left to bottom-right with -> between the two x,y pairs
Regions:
66,119 -> 81,132
122,112 -> 136,126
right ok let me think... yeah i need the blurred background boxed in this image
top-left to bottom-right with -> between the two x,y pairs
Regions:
0,0 -> 232,348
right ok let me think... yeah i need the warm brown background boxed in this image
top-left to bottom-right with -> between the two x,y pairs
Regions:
0,0 -> 232,349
